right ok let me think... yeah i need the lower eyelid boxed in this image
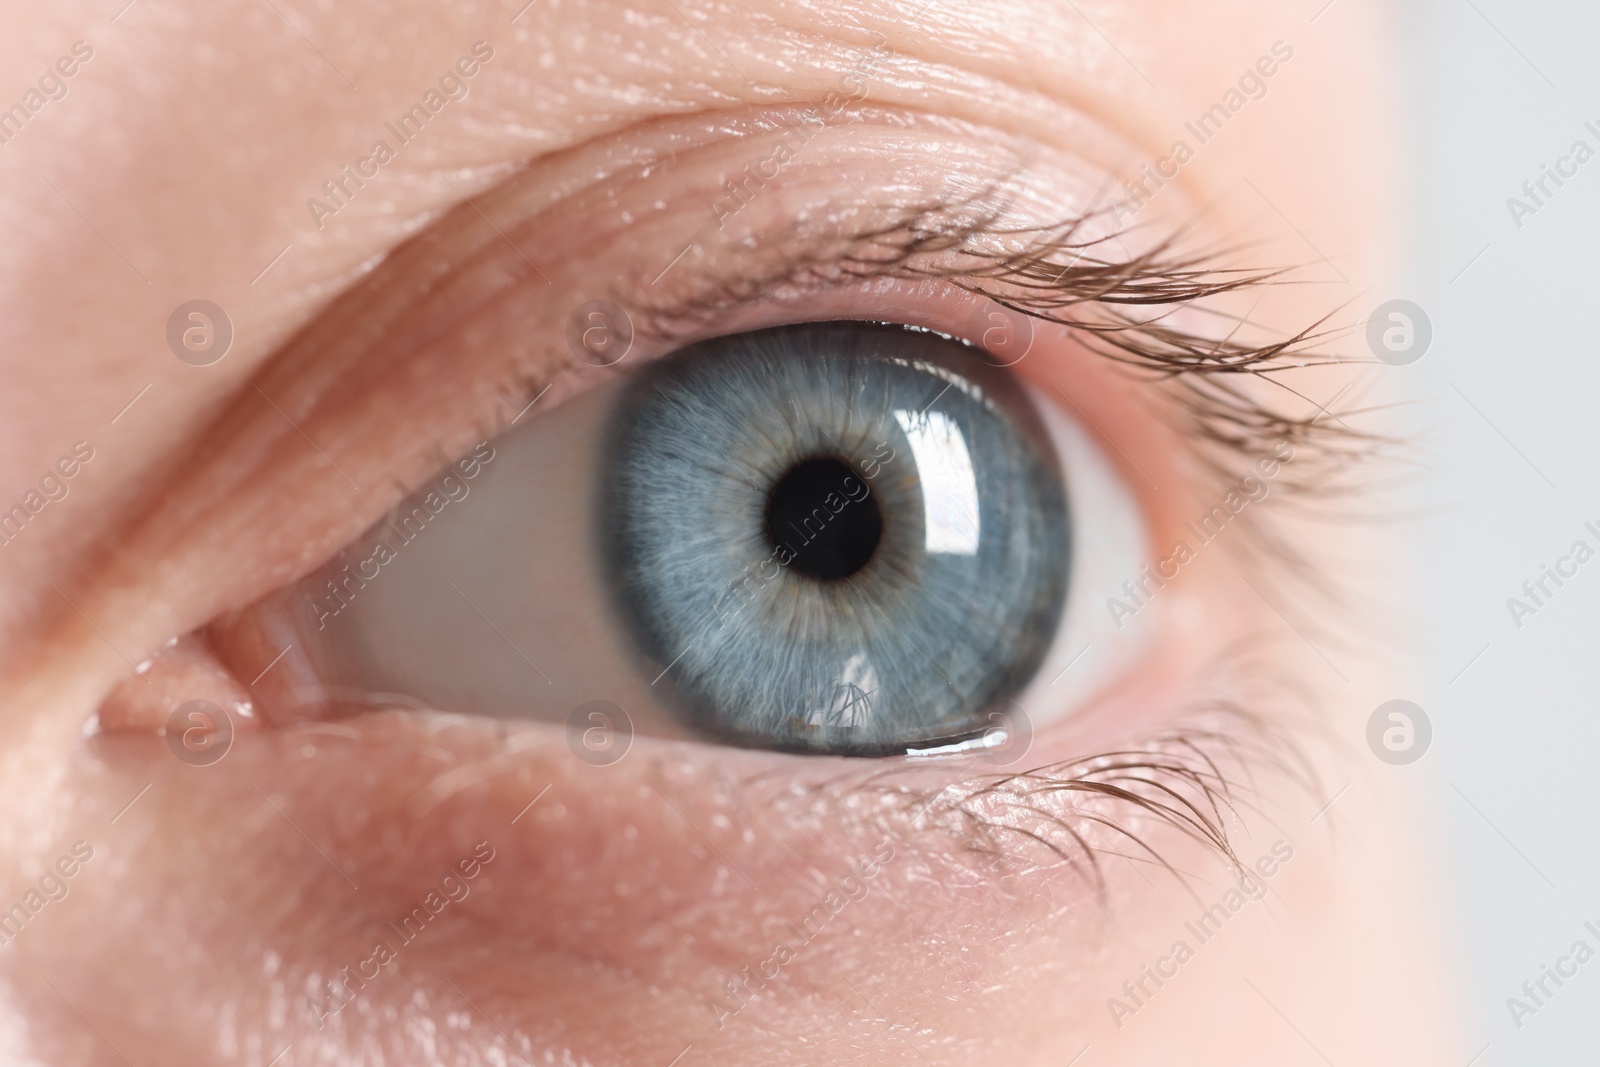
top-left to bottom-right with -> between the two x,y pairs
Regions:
97,683 -> 1249,900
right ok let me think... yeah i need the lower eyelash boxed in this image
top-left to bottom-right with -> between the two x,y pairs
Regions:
767,640 -> 1325,905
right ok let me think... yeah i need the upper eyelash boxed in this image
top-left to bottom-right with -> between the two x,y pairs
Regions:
623,192 -> 1384,503
600,191 -> 1403,637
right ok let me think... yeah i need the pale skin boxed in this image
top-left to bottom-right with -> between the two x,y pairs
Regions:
0,2 -> 1457,1065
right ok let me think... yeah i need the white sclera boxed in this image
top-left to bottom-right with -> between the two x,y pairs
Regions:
1009,388 -> 1151,733
299,379 -> 665,730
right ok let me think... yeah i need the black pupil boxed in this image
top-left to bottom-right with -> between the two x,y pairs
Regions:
765,457 -> 883,581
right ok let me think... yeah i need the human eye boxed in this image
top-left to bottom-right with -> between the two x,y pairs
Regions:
101,132 -> 1353,930
180,314 -> 1152,760
103,106 -> 1362,771
6,5 -> 1450,1063
105,166 -> 1336,774
104,120 -> 1349,861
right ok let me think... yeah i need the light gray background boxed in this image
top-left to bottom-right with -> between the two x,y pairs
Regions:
1405,0 -> 1600,1062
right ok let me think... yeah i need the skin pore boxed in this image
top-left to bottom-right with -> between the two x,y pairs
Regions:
0,1 -> 1456,1065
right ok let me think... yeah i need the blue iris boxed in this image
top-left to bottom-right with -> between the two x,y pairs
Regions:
600,322 -> 1069,756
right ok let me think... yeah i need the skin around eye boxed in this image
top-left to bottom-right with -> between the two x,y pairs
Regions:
0,2 -> 1458,1065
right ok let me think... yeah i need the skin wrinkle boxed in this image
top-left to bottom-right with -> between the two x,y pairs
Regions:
0,2 -> 1459,1065
409,712 -> 1258,936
